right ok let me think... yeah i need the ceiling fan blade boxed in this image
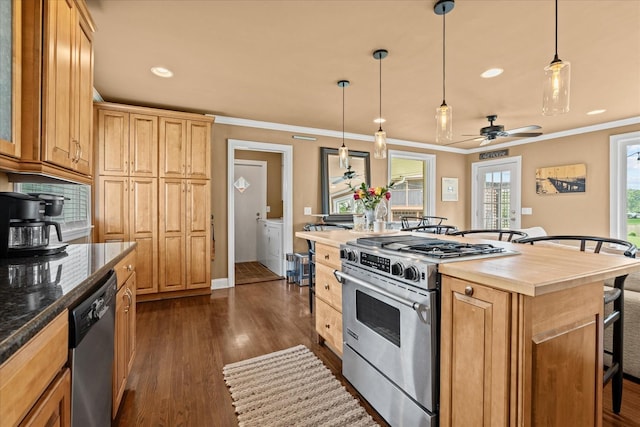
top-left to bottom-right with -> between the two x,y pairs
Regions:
507,132 -> 543,138
443,136 -> 485,146
505,125 -> 541,134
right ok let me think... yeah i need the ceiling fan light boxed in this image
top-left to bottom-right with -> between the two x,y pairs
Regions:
542,59 -> 570,115
374,129 -> 387,159
435,103 -> 453,144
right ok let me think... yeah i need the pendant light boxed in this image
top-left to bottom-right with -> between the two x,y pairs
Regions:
542,0 -> 570,115
434,0 -> 454,144
337,80 -> 350,169
373,49 -> 388,159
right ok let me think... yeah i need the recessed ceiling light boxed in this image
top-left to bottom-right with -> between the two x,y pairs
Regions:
586,109 -> 606,115
374,117 -> 386,124
150,66 -> 173,78
480,68 -> 504,78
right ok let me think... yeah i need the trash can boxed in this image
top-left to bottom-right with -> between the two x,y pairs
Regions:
286,253 -> 297,284
294,253 -> 310,287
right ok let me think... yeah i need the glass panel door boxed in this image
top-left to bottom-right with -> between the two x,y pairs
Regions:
473,158 -> 521,229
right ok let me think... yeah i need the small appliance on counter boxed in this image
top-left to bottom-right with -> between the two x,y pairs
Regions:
0,192 -> 68,258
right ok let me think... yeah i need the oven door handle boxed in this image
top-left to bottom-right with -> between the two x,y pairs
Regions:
333,270 -> 431,324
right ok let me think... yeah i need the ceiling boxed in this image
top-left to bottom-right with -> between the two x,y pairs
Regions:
86,0 -> 640,151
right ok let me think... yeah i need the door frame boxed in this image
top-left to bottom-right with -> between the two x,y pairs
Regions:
227,139 -> 293,286
233,159 -> 267,263
471,156 -> 522,229
387,150 -> 437,217
610,131 -> 640,239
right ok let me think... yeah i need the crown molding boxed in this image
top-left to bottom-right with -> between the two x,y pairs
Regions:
210,114 -> 640,155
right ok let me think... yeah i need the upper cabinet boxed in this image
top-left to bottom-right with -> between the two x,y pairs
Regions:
9,0 -> 96,184
159,118 -> 211,179
0,0 -> 22,160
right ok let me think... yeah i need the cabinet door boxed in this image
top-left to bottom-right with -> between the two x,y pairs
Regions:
42,0 -> 76,170
130,114 -> 157,176
19,368 -> 71,427
159,179 -> 186,291
113,284 -> 128,418
159,118 -> 186,178
97,176 -> 128,242
72,14 -> 93,175
186,180 -> 209,234
440,277 -> 510,427
97,109 -> 129,176
186,179 -> 210,289
186,120 -> 210,179
129,178 -> 158,294
315,298 -> 343,356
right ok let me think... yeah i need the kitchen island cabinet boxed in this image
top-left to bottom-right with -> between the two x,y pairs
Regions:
314,243 -> 343,356
295,229 -> 640,426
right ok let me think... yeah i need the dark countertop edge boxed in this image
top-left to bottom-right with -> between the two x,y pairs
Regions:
0,244 -> 136,365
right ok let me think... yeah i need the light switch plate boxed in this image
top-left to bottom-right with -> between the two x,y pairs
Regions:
266,206 -> 271,213
521,207 -> 533,215
304,207 -> 312,215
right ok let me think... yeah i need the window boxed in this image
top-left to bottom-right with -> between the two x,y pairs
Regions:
16,182 -> 92,241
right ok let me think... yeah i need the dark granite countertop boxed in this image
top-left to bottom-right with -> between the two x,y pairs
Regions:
0,242 -> 136,364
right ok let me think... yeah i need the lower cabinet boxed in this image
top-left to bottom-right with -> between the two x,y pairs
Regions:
314,243 -> 343,356
20,369 -> 71,427
113,262 -> 137,418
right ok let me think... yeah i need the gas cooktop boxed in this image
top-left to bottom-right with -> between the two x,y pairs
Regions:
355,235 -> 508,259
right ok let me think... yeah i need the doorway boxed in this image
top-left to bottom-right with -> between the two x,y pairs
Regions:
227,139 -> 293,287
610,131 -> 640,245
471,157 -> 522,229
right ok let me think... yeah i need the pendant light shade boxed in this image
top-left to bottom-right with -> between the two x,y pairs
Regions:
434,0 -> 454,144
373,49 -> 388,159
542,0 -> 570,115
338,80 -> 350,169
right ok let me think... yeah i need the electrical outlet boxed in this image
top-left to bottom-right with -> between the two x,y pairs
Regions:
304,207 -> 312,215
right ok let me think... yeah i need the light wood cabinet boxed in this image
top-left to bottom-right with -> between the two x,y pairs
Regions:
314,243 -> 343,356
440,277 -> 510,427
440,276 -> 604,427
159,178 -> 211,291
159,118 -> 211,179
0,311 -> 69,427
113,256 -> 136,419
41,0 -> 93,175
97,176 -> 158,294
20,368 -> 71,427
96,109 -> 157,177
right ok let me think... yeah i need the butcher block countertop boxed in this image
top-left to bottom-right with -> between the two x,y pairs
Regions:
295,230 -> 640,296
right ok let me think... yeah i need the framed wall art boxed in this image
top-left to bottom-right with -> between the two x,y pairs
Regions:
442,177 -> 458,201
536,163 -> 586,194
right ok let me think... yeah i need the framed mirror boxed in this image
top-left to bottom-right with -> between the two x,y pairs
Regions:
320,147 -> 370,222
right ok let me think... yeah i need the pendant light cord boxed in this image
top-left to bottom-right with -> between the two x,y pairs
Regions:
378,55 -> 383,132
342,84 -> 345,146
554,0 -> 559,60
442,6 -> 446,103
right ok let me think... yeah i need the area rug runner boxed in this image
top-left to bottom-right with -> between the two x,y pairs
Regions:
222,345 -> 379,427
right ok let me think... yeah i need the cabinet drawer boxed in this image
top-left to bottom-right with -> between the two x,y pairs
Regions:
315,243 -> 341,270
315,298 -> 343,356
315,263 -> 342,311
0,311 -> 68,427
115,250 -> 136,289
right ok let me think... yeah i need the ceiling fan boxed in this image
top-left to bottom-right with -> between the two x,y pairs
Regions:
331,165 -> 362,184
455,115 -> 543,146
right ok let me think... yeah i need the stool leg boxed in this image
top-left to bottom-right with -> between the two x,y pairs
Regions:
612,277 -> 625,414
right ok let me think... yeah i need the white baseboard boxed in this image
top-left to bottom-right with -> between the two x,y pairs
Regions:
212,278 -> 233,290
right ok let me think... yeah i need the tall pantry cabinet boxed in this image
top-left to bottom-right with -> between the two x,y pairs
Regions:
94,102 -> 214,300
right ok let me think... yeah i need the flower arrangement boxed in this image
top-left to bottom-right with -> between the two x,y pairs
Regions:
350,182 -> 394,211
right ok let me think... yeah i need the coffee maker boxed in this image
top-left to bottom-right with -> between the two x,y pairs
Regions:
0,192 -> 68,258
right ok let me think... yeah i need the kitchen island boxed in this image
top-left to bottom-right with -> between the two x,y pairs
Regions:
296,229 -> 640,426
0,242 -> 136,426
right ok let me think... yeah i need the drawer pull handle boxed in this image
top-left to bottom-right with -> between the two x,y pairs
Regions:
325,324 -> 330,329
464,286 -> 474,297
324,284 -> 330,290
126,265 -> 133,272
324,254 -> 330,260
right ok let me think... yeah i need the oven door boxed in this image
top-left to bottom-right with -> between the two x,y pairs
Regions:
338,263 -> 438,413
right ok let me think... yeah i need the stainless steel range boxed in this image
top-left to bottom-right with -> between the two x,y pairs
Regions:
334,235 -> 515,427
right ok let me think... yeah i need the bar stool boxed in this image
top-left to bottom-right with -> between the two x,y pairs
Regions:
448,229 -> 528,242
516,235 -> 637,414
401,224 -> 457,234
400,215 -> 448,229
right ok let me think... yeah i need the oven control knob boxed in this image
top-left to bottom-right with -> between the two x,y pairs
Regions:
391,262 -> 404,276
339,249 -> 349,260
404,266 -> 420,282
347,250 -> 358,262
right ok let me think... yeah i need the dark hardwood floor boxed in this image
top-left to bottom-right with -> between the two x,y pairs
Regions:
115,279 -> 640,426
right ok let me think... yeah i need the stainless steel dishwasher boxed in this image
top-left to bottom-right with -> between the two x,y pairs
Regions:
69,269 -> 117,427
